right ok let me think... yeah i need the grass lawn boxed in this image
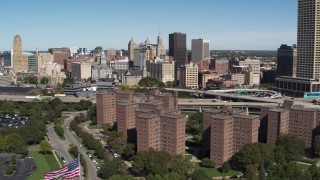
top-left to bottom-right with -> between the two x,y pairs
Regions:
196,163 -> 240,177
182,111 -> 197,117
27,151 -> 60,180
295,162 -> 311,171
88,124 -> 103,129
185,154 -> 192,161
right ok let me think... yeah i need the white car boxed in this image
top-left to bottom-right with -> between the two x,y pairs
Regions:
113,153 -> 119,158
96,166 -> 100,169
92,159 -> 96,163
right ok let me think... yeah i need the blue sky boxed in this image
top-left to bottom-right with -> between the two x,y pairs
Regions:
0,0 -> 297,51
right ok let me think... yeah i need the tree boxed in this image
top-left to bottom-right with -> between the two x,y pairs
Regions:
200,158 -> 215,168
221,162 -> 231,174
26,76 -> 38,85
39,140 -> 52,154
122,143 -> 135,161
276,134 -> 305,161
245,164 -> 259,180
314,135 -> 320,156
191,169 -> 211,180
11,155 -> 16,165
186,112 -> 203,136
40,77 -> 49,84
98,158 -> 127,179
109,175 -> 134,180
69,144 -> 79,158
138,77 -> 165,87
259,165 -> 266,180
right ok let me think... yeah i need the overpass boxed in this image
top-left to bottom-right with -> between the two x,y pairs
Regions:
0,95 -> 92,103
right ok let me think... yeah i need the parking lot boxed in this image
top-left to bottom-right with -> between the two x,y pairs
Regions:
0,115 -> 30,128
0,154 -> 36,180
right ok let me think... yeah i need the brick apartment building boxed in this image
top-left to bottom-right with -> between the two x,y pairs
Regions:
98,87 -> 184,155
96,89 -> 116,125
48,48 -> 71,66
260,100 -> 320,148
203,106 -> 260,165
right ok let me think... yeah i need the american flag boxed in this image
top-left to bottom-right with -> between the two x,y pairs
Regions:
44,157 -> 80,180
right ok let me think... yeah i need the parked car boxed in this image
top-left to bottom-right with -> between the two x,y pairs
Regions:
61,157 -> 66,164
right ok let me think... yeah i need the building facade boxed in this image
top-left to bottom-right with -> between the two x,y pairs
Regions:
96,89 -> 116,125
191,38 -> 210,61
147,58 -> 175,83
277,44 -> 297,77
180,62 -> 198,89
169,32 -> 187,68
71,62 -> 92,81
12,35 -> 28,72
48,48 -> 71,66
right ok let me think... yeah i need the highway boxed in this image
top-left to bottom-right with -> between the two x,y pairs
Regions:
48,111 -> 100,180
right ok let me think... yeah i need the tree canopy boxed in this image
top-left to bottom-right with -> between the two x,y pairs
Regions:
138,77 -> 165,87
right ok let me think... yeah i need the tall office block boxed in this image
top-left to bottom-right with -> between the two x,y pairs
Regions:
277,44 -> 297,77
297,0 -> 320,78
157,33 -> 166,57
169,32 -> 187,68
12,35 -> 28,72
192,38 -> 210,61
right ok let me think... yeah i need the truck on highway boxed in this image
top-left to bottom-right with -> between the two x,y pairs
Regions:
25,95 -> 41,100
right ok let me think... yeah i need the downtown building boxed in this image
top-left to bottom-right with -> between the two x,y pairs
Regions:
191,38 -> 210,61
202,106 -> 260,165
180,62 -> 199,89
146,58 -> 175,83
274,0 -> 320,97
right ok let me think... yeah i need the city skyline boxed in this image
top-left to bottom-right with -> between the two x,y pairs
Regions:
1,0 -> 297,51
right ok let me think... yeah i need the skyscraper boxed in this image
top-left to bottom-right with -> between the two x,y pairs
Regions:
169,32 -> 187,68
296,0 -> 320,78
12,35 -> 27,72
157,33 -> 166,57
191,38 -> 210,61
274,0 -> 320,97
128,38 -> 137,60
277,44 -> 297,77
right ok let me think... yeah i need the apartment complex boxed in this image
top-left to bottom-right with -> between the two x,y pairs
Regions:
180,62 -> 198,89
203,106 -> 260,165
102,88 -> 184,155
260,100 -> 320,148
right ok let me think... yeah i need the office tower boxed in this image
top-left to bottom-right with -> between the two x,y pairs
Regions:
71,62 -> 92,81
36,53 -> 54,74
169,32 -> 187,68
147,58 -> 175,83
27,53 -> 36,72
277,44 -> 297,77
191,38 -> 210,61
128,38 -> 138,60
96,89 -> 116,125
297,0 -> 320,78
274,0 -> 320,97
157,33 -> 166,57
12,35 -> 28,72
180,62 -> 198,89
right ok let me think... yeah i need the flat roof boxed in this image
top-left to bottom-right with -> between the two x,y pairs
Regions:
136,113 -> 159,119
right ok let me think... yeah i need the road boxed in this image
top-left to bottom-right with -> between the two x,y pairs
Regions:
48,111 -> 100,180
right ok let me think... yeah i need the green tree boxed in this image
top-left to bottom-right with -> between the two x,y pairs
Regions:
192,169 -> 211,180
245,164 -> 259,180
313,135 -> 320,156
138,77 -> 165,87
109,175 -> 134,180
186,112 -> 203,136
259,165 -> 266,180
221,162 -> 231,174
200,158 -> 215,168
39,140 -> 53,154
69,144 -> 79,158
122,143 -> 135,160
276,134 -> 305,161
98,158 -> 127,179
40,77 -> 49,84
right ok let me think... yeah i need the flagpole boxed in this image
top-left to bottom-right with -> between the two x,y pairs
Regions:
78,154 -> 82,180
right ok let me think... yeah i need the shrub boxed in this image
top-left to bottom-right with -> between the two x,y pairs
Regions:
200,158 -> 215,168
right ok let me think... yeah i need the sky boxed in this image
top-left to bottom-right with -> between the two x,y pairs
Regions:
0,0 -> 297,51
